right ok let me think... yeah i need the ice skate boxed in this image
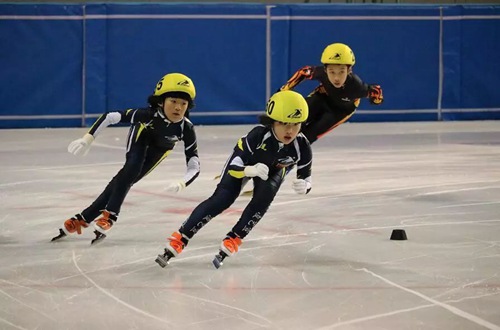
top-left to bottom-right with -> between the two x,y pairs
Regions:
212,236 -> 242,269
90,210 -> 116,245
212,251 -> 229,269
155,249 -> 176,268
90,231 -> 107,245
155,232 -> 186,268
51,229 -> 67,242
51,215 -> 88,242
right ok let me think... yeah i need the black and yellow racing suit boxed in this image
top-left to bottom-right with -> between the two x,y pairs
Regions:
80,106 -> 200,223
178,124 -> 312,243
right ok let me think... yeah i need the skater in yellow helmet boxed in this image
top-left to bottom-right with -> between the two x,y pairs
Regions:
155,90 -> 313,269
280,43 -> 384,143
51,73 -> 201,244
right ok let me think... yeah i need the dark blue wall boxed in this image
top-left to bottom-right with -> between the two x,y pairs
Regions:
0,3 -> 499,128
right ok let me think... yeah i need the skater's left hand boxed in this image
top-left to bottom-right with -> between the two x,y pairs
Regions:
68,133 -> 94,156
292,179 -> 311,195
368,85 -> 383,105
165,181 -> 186,193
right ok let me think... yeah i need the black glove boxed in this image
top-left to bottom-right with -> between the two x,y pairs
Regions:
368,85 -> 383,105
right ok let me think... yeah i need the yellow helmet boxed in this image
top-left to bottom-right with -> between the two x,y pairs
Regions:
265,90 -> 309,123
153,73 -> 196,100
320,43 -> 355,66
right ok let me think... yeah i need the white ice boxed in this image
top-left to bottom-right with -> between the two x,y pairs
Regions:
0,122 -> 499,330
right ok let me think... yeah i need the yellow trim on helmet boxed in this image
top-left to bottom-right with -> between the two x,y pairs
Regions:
265,90 -> 309,124
153,73 -> 196,100
321,43 -> 356,66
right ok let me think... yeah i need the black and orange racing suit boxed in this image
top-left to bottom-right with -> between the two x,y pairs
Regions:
177,124 -> 312,244
280,66 -> 383,143
78,106 -> 200,223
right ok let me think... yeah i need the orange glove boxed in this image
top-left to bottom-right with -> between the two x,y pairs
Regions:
281,66 -> 313,91
368,85 -> 383,105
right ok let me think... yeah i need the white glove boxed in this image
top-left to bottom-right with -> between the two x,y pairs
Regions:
292,179 -> 311,195
244,163 -> 269,181
165,181 -> 186,193
67,133 -> 94,156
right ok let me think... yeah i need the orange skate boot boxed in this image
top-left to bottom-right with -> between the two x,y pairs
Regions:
155,231 -> 188,268
91,210 -> 117,245
51,214 -> 89,241
213,236 -> 242,269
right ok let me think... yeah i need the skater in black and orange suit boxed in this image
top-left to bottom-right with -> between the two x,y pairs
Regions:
280,42 -> 384,144
155,90 -> 313,269
51,73 -> 200,244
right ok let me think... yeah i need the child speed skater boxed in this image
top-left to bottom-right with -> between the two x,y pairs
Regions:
280,42 -> 384,144
155,90 -> 313,269
51,73 -> 200,245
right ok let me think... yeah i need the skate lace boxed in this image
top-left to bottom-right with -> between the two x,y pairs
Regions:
95,218 -> 113,231
223,237 -> 242,254
65,219 -> 89,235
168,233 -> 185,254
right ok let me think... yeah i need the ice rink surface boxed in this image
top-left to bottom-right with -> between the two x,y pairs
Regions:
1,121 -> 499,330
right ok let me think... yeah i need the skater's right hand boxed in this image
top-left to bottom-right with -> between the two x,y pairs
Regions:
67,133 -> 94,156
165,181 -> 186,193
368,85 -> 383,105
292,179 -> 311,195
244,163 -> 269,181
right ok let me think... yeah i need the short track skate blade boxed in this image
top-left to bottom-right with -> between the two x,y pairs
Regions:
50,229 -> 67,242
155,254 -> 170,268
90,231 -> 106,245
212,255 -> 223,269
212,251 -> 228,269
155,249 -> 175,268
